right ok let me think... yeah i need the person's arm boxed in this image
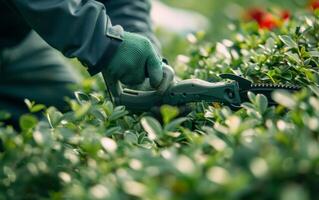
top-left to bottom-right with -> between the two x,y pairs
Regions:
10,0 -> 122,75
104,0 -> 161,52
10,0 -> 164,88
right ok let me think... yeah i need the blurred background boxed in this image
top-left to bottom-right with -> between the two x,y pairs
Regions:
152,0 -> 313,62
73,0 -> 317,90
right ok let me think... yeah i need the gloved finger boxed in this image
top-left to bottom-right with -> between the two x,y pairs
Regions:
120,73 -> 145,86
156,64 -> 175,94
127,79 -> 154,91
146,54 -> 163,88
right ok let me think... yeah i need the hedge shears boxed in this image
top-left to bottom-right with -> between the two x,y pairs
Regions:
103,64 -> 300,112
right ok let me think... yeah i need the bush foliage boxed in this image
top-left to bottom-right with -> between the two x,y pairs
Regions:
0,9 -> 319,200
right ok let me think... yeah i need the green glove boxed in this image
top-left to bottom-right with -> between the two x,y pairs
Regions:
102,32 -> 163,88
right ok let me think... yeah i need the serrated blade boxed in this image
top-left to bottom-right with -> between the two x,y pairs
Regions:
220,74 -> 301,106
250,83 -> 301,90
242,83 -> 301,105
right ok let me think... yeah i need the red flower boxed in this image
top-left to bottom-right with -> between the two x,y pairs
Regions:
247,8 -> 266,23
259,13 -> 279,30
246,8 -> 281,30
311,0 -> 319,10
281,10 -> 291,20
245,7 -> 292,30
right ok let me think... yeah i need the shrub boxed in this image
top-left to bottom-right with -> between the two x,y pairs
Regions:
0,9 -> 318,200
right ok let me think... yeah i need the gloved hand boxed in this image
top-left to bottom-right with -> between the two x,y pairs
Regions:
128,63 -> 176,93
102,32 -> 163,88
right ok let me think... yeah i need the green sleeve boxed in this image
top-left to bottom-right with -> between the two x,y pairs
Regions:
11,0 -> 124,75
106,0 -> 161,52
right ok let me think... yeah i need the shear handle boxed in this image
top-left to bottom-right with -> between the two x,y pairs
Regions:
102,64 -> 175,111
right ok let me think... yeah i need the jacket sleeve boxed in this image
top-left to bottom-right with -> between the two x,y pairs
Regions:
10,0 -> 124,75
104,0 -> 161,52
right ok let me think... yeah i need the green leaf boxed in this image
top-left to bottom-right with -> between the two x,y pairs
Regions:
309,51 -> 319,57
91,109 -> 106,121
109,106 -> 128,121
256,94 -> 268,114
105,127 -> 122,136
33,127 -> 52,146
305,17 -> 314,27
75,102 -> 91,119
101,137 -> 117,153
140,117 -> 162,140
279,35 -> 298,49
160,105 -> 179,124
247,91 -> 256,104
286,52 -> 301,64
0,111 -> 11,121
241,102 -> 255,111
309,86 -> 319,97
74,91 -> 90,104
24,99 -> 34,110
24,99 -> 45,113
103,101 -> 114,116
280,184 -> 309,200
272,91 -> 296,109
19,114 -> 38,131
164,117 -> 188,132
124,131 -> 139,144
46,107 -> 63,128
264,37 -> 276,52
30,104 -> 46,113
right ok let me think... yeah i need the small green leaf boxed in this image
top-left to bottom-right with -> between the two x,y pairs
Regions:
109,106 -> 128,121
74,91 -> 90,104
309,51 -> 319,57
264,37 -> 276,51
124,131 -> 139,144
160,105 -> 179,124
0,111 -> 11,121
241,102 -> 255,111
256,94 -> 268,113
279,35 -> 298,49
309,86 -> 319,97
280,184 -> 309,200
272,91 -> 296,109
75,102 -> 91,119
33,129 -> 52,146
141,117 -> 162,140
24,99 -> 45,113
30,104 -> 46,113
286,52 -> 301,64
19,114 -> 38,131
103,101 -> 114,116
24,99 -> 34,110
101,137 -> 117,153
105,127 -> 122,136
91,109 -> 106,121
46,107 -> 63,128
247,91 -> 256,104
164,117 -> 188,132
305,17 -> 314,27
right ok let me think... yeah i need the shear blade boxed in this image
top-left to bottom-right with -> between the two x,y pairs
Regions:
219,74 -> 252,89
220,73 -> 301,106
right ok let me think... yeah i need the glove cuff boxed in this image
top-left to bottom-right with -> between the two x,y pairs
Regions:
87,24 -> 124,75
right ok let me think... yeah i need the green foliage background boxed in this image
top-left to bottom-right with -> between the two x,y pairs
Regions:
158,0 -> 312,62
1,1 -> 319,200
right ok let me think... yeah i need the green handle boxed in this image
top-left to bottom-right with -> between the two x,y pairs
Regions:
103,64 -> 175,112
103,65 -> 241,112
163,79 -> 241,106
